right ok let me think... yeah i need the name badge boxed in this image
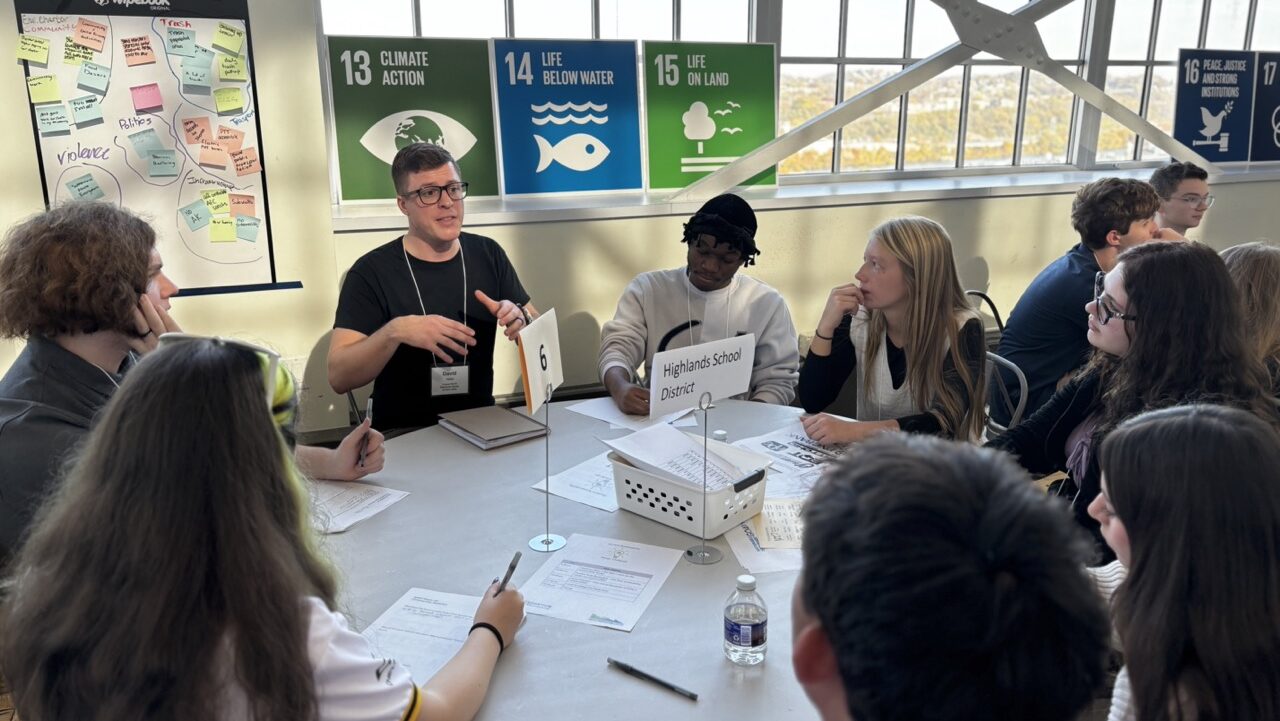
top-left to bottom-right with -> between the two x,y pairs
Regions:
431,365 -> 470,396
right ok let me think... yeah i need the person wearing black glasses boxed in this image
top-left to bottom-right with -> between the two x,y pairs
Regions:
986,241 -> 1278,562
1150,161 -> 1213,237
329,142 -> 537,431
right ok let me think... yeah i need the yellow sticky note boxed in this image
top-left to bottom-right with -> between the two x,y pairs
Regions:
201,188 -> 231,215
209,217 -> 236,242
213,87 -> 243,115
217,54 -> 248,82
27,75 -> 60,104
64,37 -> 94,65
17,35 -> 50,64
211,22 -> 245,55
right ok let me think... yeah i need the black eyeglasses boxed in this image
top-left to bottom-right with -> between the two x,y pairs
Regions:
402,182 -> 468,207
1093,271 -> 1137,325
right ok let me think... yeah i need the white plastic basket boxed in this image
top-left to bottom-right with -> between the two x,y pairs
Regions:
609,436 -> 771,540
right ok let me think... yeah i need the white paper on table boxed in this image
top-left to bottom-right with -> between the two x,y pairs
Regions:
725,521 -> 804,574
751,499 -> 805,549
532,452 -> 619,512
600,423 -> 744,491
611,415 -> 698,430
523,533 -> 682,631
310,480 -> 409,534
565,396 -> 695,432
733,420 -> 850,499
361,588 -> 481,685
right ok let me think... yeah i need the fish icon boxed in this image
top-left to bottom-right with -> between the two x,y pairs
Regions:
533,133 -> 610,173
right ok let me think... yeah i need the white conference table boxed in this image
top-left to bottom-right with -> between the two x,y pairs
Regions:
323,399 -> 815,721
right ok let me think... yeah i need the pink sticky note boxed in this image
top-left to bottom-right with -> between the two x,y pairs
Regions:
216,125 -> 245,152
181,117 -> 212,145
121,36 -> 156,66
229,193 -> 256,217
231,147 -> 261,177
73,18 -> 107,52
130,83 -> 163,113
198,141 -> 229,168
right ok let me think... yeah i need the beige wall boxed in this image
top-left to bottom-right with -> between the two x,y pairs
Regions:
3,0 -> 1278,431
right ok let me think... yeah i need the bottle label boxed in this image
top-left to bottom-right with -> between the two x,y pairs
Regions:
724,617 -> 767,647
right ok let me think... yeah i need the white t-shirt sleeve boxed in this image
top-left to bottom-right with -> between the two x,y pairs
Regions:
307,598 -> 422,721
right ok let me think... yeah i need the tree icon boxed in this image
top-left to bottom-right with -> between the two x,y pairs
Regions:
682,101 -> 716,154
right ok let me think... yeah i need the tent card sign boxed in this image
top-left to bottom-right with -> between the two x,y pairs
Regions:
648,334 -> 755,417
517,308 -> 564,415
14,0 -> 283,295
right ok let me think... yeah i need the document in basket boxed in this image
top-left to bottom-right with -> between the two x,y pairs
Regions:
600,423 -> 744,491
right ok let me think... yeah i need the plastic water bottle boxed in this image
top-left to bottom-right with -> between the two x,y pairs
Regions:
724,574 -> 767,665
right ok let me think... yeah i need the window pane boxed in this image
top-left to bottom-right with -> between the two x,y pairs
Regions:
910,0 -> 958,57
1109,0 -> 1155,61
1036,0 -> 1085,60
964,66 -> 1021,167
1020,65 -> 1076,165
1096,67 -> 1146,162
681,0 -> 750,42
599,0 -> 672,40
1204,0 -> 1250,49
780,64 -> 836,174
903,66 -> 962,169
1140,66 -> 1177,160
420,0 -> 504,37
1252,0 -> 1280,51
514,0 -> 592,38
1153,0 -> 1203,61
782,0 -> 840,57
844,0 -> 905,58
322,0 -> 412,36
841,65 -> 902,171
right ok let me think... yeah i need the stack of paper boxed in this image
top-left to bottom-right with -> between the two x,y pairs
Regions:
309,480 -> 408,534
732,420 -> 850,499
438,405 -> 547,450
600,423 -> 745,491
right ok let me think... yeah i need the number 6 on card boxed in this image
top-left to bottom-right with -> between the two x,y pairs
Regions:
517,308 -> 564,414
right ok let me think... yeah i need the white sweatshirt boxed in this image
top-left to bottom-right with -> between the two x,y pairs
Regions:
598,268 -> 800,405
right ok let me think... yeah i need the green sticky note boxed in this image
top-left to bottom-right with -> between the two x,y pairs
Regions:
209,216 -> 236,242
212,22 -> 245,56
182,64 -> 211,89
17,35 -> 50,64
69,95 -> 103,126
63,37 -> 94,65
235,216 -> 261,242
178,199 -> 212,231
217,54 -> 248,82
66,173 -> 105,200
201,188 -> 231,215
127,128 -> 164,157
214,87 -> 243,115
149,149 -> 179,177
165,27 -> 195,57
77,62 -> 110,94
188,45 -> 215,68
35,104 -> 70,135
26,75 -> 60,104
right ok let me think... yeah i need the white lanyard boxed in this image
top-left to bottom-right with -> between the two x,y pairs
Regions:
403,238 -> 468,368
686,272 -> 733,346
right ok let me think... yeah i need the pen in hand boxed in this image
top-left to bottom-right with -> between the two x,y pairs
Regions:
357,397 -> 373,468
494,551 -> 522,597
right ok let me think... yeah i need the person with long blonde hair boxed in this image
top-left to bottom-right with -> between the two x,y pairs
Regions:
1221,241 -> 1280,386
798,216 -> 986,443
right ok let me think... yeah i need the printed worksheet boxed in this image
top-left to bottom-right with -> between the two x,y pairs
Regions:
362,588 -> 481,684
733,418 -> 849,499
310,480 -> 408,534
601,423 -> 744,491
532,451 -> 619,512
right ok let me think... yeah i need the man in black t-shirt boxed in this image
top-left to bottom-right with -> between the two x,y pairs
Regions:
328,143 -> 537,431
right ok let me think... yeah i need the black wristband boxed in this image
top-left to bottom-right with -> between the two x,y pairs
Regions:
470,622 -> 505,653
813,331 -> 834,341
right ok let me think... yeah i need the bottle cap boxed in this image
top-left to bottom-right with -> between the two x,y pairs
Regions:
736,574 -> 756,591
713,429 -> 728,442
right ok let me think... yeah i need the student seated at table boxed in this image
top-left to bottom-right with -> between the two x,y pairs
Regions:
797,216 -> 985,444
1087,404 -> 1280,721
986,241 -> 1278,560
791,433 -> 1109,721
0,337 -> 523,721
0,202 -> 383,562
1222,241 -> 1280,388
598,193 -> 799,414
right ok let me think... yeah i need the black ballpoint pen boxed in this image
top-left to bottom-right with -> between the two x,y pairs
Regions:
607,657 -> 698,701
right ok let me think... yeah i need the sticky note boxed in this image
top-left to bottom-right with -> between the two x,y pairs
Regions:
77,61 -> 110,94
121,36 -> 155,66
73,18 -> 108,53
235,216 -> 261,242
179,199 -> 212,231
181,65 -> 210,89
70,95 -> 103,126
229,193 -> 256,217
127,127 -> 164,156
231,147 -> 261,176
35,104 -> 70,135
213,87 -> 243,115
217,54 -> 248,82
27,75 -> 60,104
149,149 -> 179,177
165,27 -> 195,57
201,188 -> 230,215
65,173 -> 104,201
17,35 -> 50,64
198,141 -> 228,168
216,125 -> 245,152
130,83 -> 163,112
187,45 -> 215,68
181,117 -> 212,145
210,217 -> 236,242
63,37 -> 93,65
212,22 -> 245,55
